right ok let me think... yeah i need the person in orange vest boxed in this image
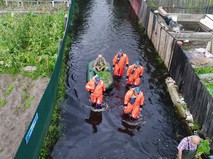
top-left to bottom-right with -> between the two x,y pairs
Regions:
123,86 -> 144,119
126,61 -> 144,86
112,49 -> 129,77
85,76 -> 106,109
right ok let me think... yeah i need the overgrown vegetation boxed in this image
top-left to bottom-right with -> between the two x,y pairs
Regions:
97,71 -> 111,82
196,139 -> 211,159
3,84 -> 14,96
0,99 -> 7,107
146,0 -> 157,10
0,4 -> 70,158
191,121 -> 200,131
194,66 -> 213,74
0,11 -> 66,78
194,66 -> 213,96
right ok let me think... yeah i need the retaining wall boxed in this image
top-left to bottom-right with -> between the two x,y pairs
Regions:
129,0 -> 213,145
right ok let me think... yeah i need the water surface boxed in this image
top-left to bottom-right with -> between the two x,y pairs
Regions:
52,0 -> 188,158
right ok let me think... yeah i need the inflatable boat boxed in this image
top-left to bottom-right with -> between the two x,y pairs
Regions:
86,60 -> 113,90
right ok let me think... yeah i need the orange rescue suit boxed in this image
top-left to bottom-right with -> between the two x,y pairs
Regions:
112,52 -> 129,77
85,78 -> 106,105
124,88 -> 144,119
126,64 -> 144,86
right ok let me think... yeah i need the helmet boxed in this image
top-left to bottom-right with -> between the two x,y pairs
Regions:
95,76 -> 100,82
98,54 -> 102,58
119,49 -> 123,53
134,86 -> 141,94
135,61 -> 140,67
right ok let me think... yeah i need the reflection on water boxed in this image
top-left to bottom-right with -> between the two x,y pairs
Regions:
85,111 -> 103,133
52,0 -> 188,159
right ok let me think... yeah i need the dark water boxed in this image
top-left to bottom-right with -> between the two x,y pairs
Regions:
52,0 -> 188,158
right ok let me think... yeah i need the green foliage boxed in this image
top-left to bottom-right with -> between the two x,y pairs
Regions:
0,147 -> 4,153
180,103 -> 187,110
191,121 -> 200,131
24,101 -> 31,109
146,0 -> 157,10
29,95 -> 35,101
3,84 -> 14,96
0,99 -> 7,107
0,11 -> 66,78
14,105 -> 21,115
97,71 -> 111,82
194,66 -> 213,74
138,21 -> 146,36
21,87 -> 28,100
23,95 -> 34,110
196,139 -> 211,159
194,67 -> 213,96
206,85 -> 213,96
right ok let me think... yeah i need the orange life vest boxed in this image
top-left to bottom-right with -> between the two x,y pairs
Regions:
85,79 -> 106,97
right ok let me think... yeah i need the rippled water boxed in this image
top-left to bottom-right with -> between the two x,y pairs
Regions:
52,0 -> 188,158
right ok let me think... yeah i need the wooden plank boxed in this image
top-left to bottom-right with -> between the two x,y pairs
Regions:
147,11 -> 154,39
169,32 -> 213,41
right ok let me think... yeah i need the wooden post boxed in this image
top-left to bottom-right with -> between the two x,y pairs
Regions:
158,6 -> 168,17
51,1 -> 54,7
5,0 -> 8,6
58,39 -> 62,53
18,1 -> 23,7
64,14 -> 68,31
206,35 -> 213,54
210,38 -> 213,54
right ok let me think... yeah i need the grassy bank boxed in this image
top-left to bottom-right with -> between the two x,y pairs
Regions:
0,11 -> 66,78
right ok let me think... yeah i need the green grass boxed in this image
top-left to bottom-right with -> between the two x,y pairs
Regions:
23,95 -> 34,110
0,99 -> 7,107
194,66 -> 213,74
180,103 -> 187,110
191,121 -> 201,131
24,101 -> 31,109
194,66 -> 213,96
3,84 -> 14,96
0,147 -> 4,153
21,87 -> 28,100
0,11 -> 67,78
146,0 -> 157,10
196,139 -> 211,159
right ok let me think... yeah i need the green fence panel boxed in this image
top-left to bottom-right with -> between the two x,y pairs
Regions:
14,1 -> 76,159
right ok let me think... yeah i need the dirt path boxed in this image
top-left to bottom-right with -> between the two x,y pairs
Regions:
0,74 -> 49,159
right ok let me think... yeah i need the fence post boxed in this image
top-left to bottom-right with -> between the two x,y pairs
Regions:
64,14 -> 68,31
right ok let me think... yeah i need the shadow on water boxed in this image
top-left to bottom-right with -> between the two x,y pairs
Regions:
85,111 -> 103,133
52,0 -> 189,159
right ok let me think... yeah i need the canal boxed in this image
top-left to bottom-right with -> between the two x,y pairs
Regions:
52,0 -> 188,158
